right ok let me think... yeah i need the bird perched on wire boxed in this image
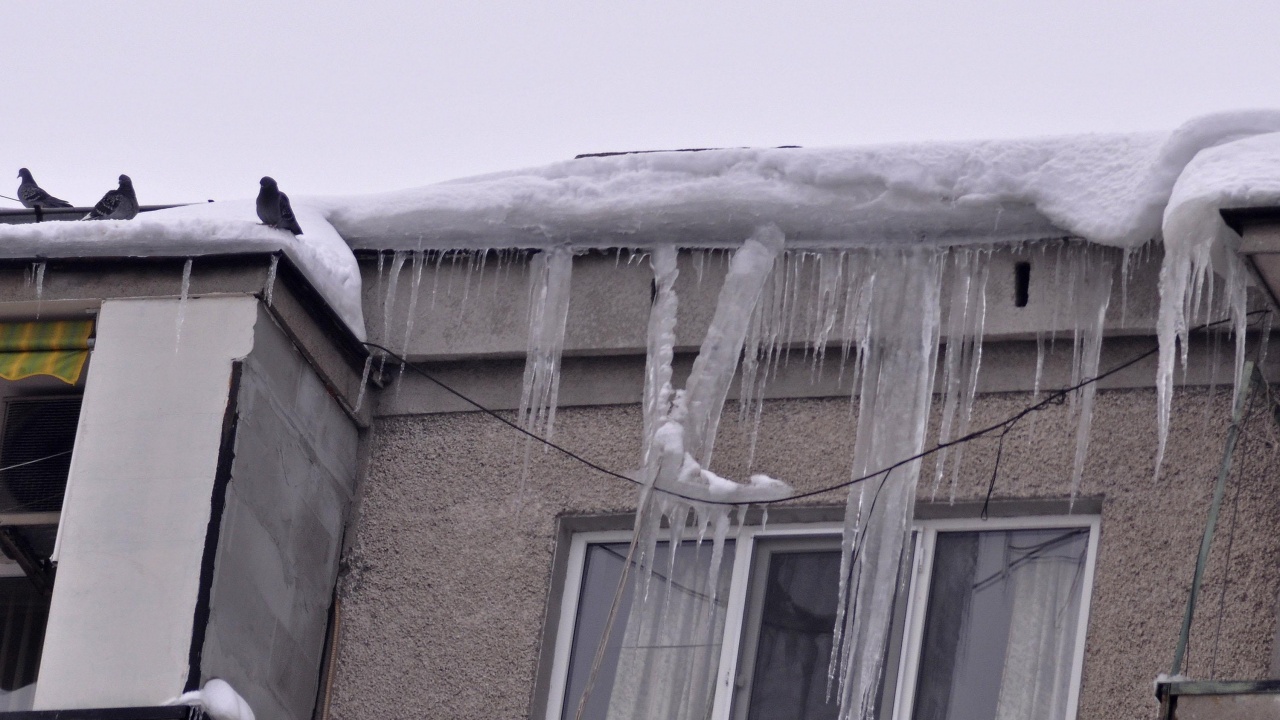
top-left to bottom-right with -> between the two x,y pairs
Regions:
256,176 -> 303,235
82,175 -> 138,221
16,169 -> 72,209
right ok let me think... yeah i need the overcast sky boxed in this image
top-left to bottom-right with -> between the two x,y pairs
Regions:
5,1 -> 1280,207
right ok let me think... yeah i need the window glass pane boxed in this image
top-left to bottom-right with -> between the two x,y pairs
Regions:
563,540 -> 735,720
745,549 -> 841,720
0,577 -> 50,711
912,528 -> 1089,720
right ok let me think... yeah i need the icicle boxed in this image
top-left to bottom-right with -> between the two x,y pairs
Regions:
381,250 -> 408,344
353,355 -> 373,412
930,249 -> 990,502
429,251 -> 445,311
1156,198 -> 1224,478
401,251 -> 426,355
683,228 -> 785,468
264,254 -> 279,307
1033,331 -> 1046,399
642,246 -> 680,468
175,259 -> 193,352
1068,251 -> 1112,502
459,250 -> 479,318
518,246 -> 574,440
374,251 -> 386,312
1119,247 -> 1131,327
810,251 -> 846,376
831,248 -> 943,720
33,262 -> 45,318
1259,312 -> 1275,374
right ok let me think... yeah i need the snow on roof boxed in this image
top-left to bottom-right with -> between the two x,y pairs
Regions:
0,200 -> 366,340
5,111 -> 1280,342
1166,130 -> 1280,260
318,110 -> 1280,251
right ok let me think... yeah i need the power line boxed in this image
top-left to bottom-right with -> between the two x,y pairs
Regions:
361,309 -> 1268,507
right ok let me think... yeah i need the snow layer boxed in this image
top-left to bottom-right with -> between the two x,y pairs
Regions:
0,200 -> 366,339
318,110 -> 1280,251
168,678 -> 255,720
1154,130 -> 1280,473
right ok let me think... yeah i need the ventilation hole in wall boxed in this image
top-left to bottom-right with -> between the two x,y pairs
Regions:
1014,262 -> 1031,308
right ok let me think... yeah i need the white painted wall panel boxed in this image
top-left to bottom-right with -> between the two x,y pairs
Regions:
34,296 -> 257,710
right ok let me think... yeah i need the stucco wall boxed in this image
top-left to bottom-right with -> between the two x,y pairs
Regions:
329,384 -> 1280,720
201,305 -> 361,720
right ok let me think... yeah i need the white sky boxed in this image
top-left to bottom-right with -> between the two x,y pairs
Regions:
5,1 -> 1280,207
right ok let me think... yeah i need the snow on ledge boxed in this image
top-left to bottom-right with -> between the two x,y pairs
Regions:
318,110 -> 1280,252
0,199 -> 366,340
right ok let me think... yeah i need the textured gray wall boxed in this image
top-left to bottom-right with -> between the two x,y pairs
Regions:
329,384 -> 1280,720
201,306 -> 361,720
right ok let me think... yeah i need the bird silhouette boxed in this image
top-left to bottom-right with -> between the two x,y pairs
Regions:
256,176 -> 303,235
82,175 -> 138,220
16,169 -> 72,209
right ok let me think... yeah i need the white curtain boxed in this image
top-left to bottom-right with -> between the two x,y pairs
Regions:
605,539 -> 734,720
993,535 -> 1085,720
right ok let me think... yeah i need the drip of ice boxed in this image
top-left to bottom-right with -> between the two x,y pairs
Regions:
175,258 -> 193,352
931,249 -> 990,502
1066,247 -> 1113,501
264,254 -> 279,307
380,250 -> 408,346
831,248 -> 943,720
374,251 -> 386,310
518,246 -> 574,440
33,262 -> 45,318
599,228 -> 792,720
1153,131 -> 1278,477
395,250 -> 427,393
354,355 -> 373,413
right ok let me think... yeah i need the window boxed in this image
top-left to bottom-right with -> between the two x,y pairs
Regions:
0,395 -> 82,711
545,515 -> 1098,720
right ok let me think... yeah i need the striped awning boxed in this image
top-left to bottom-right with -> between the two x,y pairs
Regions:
0,322 -> 94,385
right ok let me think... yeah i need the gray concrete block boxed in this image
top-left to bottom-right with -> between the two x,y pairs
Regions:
270,624 -> 323,720
249,312 -> 306,410
286,505 -> 338,596
218,491 -> 293,623
294,365 -> 329,442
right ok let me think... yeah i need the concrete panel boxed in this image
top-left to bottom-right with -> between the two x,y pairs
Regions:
35,296 -> 258,710
374,332 -> 1280,416
360,245 -> 1241,363
199,306 -> 359,720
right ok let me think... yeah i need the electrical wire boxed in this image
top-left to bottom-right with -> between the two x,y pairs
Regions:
362,309 -> 1269,507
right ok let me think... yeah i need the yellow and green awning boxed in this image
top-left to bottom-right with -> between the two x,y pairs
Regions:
0,321 -> 94,385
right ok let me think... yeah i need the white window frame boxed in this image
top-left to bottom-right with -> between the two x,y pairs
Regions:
544,514 -> 1100,720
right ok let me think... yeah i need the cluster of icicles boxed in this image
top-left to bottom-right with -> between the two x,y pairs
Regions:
353,229 -> 1246,720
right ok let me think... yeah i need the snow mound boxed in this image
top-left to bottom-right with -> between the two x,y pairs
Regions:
1165,130 -> 1280,253
0,200 -> 366,339
318,110 -> 1280,251
167,678 -> 255,720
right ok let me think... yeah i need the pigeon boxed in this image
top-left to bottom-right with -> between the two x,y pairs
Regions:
82,174 -> 138,221
256,176 -> 303,235
167,678 -> 255,720
16,169 -> 72,209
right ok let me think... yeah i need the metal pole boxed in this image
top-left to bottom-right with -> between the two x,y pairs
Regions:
1171,361 -> 1257,676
